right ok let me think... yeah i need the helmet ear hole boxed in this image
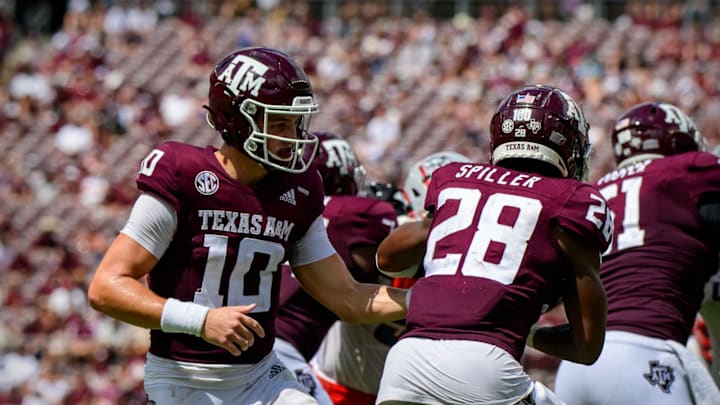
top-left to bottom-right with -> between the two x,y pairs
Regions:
203,106 -> 217,130
204,104 -> 242,149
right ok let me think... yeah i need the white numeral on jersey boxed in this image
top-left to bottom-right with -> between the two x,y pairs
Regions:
381,218 -> 397,233
426,187 -> 480,275
139,149 -> 164,176
599,177 -> 644,253
195,235 -> 283,312
585,193 -> 613,243
425,188 -> 541,285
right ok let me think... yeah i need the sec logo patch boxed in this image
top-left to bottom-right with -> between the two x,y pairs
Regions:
195,171 -> 220,195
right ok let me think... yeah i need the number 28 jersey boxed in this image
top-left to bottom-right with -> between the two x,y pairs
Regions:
403,162 -> 612,361
136,141 -> 325,364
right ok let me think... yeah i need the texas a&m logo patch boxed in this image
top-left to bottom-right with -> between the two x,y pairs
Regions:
643,360 -> 675,393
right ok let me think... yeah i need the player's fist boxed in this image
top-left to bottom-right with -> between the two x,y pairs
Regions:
201,304 -> 266,356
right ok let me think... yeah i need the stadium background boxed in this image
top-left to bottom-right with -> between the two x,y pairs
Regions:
0,0 -> 719,403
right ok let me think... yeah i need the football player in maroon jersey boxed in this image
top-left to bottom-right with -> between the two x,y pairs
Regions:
375,85 -> 612,404
273,130 -> 398,405
309,152 -> 469,405
555,102 -> 720,404
87,47 -> 408,405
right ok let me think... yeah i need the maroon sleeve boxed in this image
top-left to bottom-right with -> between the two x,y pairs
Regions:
324,196 -> 397,281
136,142 -> 181,211
352,199 -> 398,246
690,151 -> 720,204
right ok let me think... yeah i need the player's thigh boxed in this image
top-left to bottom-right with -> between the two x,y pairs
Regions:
144,384 -> 223,405
530,381 -> 565,405
145,372 -> 315,405
378,337 -> 533,404
245,353 -> 319,404
144,350 -> 315,404
272,387 -> 317,405
273,339 -> 332,405
555,336 -> 692,405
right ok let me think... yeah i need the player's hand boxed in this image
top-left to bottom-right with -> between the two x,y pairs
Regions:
201,304 -> 266,356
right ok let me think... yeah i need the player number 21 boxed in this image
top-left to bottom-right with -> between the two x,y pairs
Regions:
599,177 -> 644,253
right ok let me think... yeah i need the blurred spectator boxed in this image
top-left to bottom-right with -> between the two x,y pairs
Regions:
8,64 -> 54,103
54,121 -> 95,156
159,81 -> 200,127
1,2 -> 720,402
356,104 -> 402,163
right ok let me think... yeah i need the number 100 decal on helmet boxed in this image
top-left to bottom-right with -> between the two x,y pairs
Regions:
489,85 -> 591,181
204,46 -> 320,173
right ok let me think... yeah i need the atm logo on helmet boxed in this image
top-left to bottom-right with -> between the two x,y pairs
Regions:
217,55 -> 269,97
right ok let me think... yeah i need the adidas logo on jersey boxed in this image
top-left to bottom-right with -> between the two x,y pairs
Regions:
279,189 -> 296,205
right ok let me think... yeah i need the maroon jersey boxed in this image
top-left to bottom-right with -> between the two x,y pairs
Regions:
595,151 -> 720,343
403,162 -> 612,361
136,141 -> 324,364
275,195 -> 398,360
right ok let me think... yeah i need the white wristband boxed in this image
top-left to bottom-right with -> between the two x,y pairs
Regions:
160,298 -> 210,337
376,253 -> 419,278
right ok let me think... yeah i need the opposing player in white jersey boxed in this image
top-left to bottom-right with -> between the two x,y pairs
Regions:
403,151 -> 474,220
310,152 -> 470,405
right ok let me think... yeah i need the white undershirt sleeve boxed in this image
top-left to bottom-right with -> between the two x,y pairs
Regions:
120,192 -> 177,259
289,215 -> 336,267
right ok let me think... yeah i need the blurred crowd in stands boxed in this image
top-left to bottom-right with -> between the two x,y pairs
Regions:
1,0 -> 719,403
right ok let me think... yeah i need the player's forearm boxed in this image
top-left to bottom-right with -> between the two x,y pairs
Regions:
376,221 -> 428,271
340,283 -> 408,324
88,274 -> 165,329
531,323 -> 603,365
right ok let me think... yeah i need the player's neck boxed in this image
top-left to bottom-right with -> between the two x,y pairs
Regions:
216,143 -> 268,185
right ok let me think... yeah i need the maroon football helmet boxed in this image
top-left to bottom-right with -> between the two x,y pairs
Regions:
309,131 -> 366,196
489,85 -> 591,181
611,102 -> 706,168
204,46 -> 319,173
